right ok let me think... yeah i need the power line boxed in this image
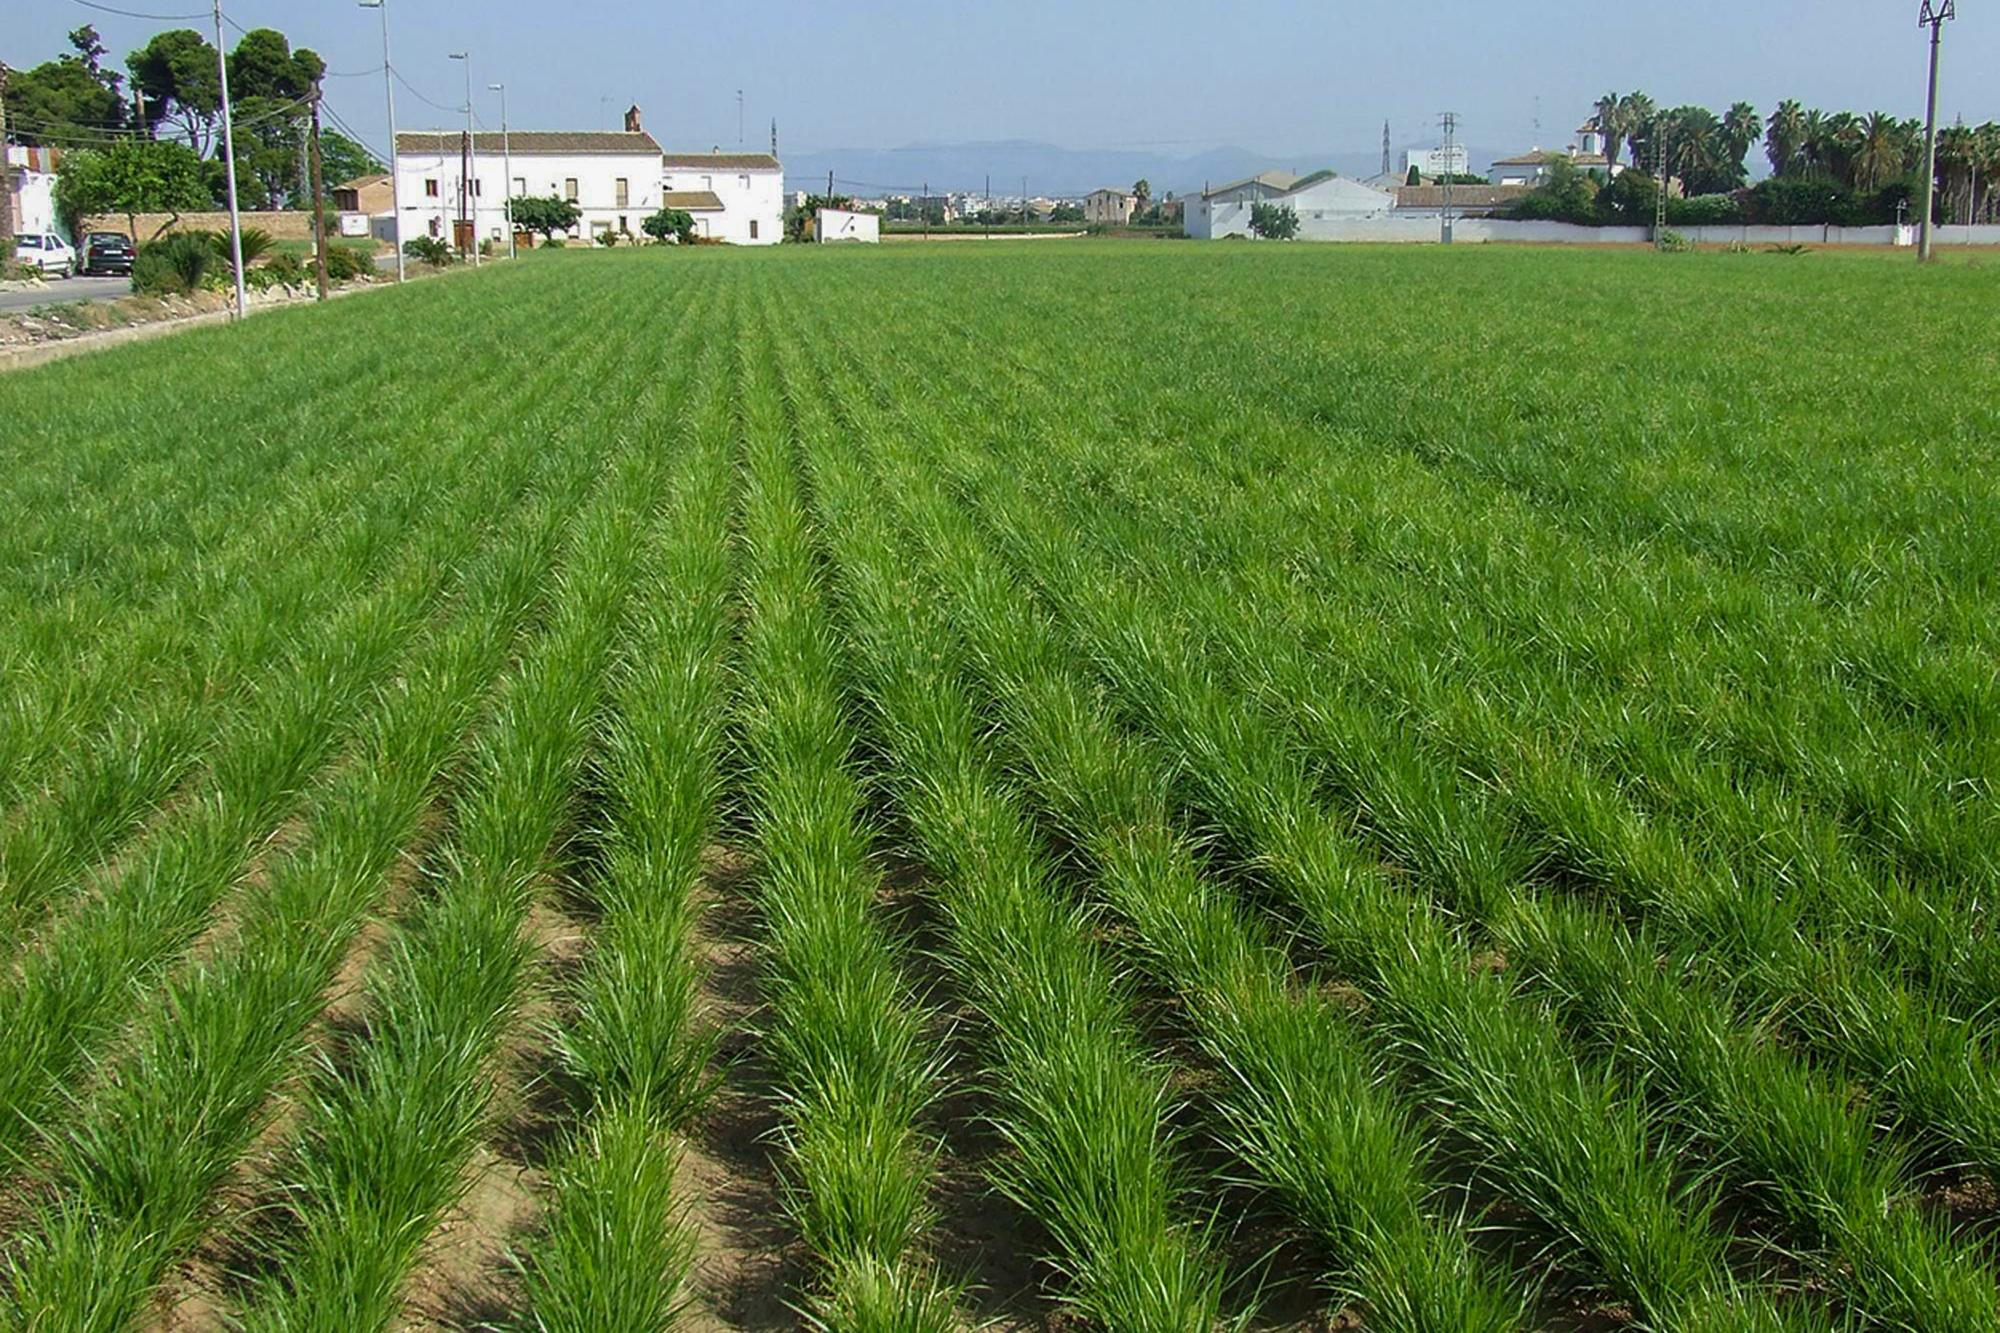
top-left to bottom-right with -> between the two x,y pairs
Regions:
68,0 -> 207,19
391,68 -> 459,116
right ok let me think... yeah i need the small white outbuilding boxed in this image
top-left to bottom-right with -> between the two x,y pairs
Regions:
817,209 -> 879,243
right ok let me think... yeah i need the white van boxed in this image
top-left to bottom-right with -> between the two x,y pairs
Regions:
13,233 -> 78,278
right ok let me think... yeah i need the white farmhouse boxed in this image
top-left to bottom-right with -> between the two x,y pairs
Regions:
1187,169 -> 1394,239
394,122 -> 663,250
5,144 -> 63,240
659,152 -> 783,245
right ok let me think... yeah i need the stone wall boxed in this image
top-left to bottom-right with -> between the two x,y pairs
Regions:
82,210 -> 318,242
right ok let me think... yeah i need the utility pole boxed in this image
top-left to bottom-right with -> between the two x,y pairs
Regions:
771,117 -> 778,158
215,0 -> 248,318
1381,120 -> 1391,179
359,0 -> 404,282
986,172 -> 991,240
0,63 -> 14,254
1654,117 -> 1670,248
1022,175 -> 1029,228
737,89 -> 744,148
450,51 -> 477,266
1918,0 -> 1954,262
491,82 -> 513,259
923,180 -> 929,239
309,83 -> 330,299
827,169 -> 834,200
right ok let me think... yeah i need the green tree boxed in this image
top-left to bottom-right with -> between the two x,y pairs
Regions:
54,137 -> 212,239
1594,166 -> 1657,225
1721,102 -> 1760,178
1405,163 -> 1422,186
1507,154 -> 1598,224
1133,177 -> 1151,209
1248,200 -> 1299,239
1853,111 -> 1908,192
7,26 -> 128,144
511,193 -> 581,240
642,207 -> 696,245
225,29 -> 324,209
127,29 -> 220,156
1594,92 -> 1633,170
317,131 -> 384,190
1766,100 -> 1807,177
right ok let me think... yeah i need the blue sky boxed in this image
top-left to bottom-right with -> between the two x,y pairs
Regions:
12,1 -> 1994,163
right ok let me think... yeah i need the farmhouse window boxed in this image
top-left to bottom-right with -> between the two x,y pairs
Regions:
739,174 -> 750,189
616,178 -> 629,206
512,176 -> 525,196
564,178 -> 579,201
749,220 -> 759,240
424,178 -> 439,197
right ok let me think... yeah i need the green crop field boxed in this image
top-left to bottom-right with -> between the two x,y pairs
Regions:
0,241 -> 1996,1332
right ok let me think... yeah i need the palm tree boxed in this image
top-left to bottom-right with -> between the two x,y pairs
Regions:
1936,123 -> 1977,221
1665,106 -> 1734,195
1623,92 -> 1659,172
1800,109 -> 1829,177
1822,112 -> 1865,188
1594,92 -> 1631,168
1722,102 -> 1759,178
1854,112 -> 1907,192
1767,100 -> 1807,176
1133,178 -> 1152,209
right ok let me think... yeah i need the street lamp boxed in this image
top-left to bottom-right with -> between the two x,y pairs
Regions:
1918,0 -> 1955,262
448,51 -> 479,266
356,0 -> 403,282
489,82 -> 514,260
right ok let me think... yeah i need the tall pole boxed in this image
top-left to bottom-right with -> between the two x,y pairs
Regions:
214,0 -> 247,318
1918,1 -> 1953,263
0,63 -> 14,254
1440,112 -> 1458,243
923,180 -> 929,239
737,89 -> 744,148
309,84 -> 330,299
491,82 -> 513,259
361,0 -> 404,282
450,51 -> 478,267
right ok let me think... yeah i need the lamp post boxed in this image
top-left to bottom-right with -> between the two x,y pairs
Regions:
357,0 -> 404,282
489,82 -> 514,259
449,51 -> 479,266
1918,0 -> 1955,262
213,0 -> 247,318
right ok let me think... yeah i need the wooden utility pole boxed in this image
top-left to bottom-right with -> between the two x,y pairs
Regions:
0,63 -> 14,254
309,85 -> 330,300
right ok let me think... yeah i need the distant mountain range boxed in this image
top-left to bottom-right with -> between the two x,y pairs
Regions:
781,139 -> 1510,199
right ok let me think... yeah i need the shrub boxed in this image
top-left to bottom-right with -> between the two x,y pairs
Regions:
212,227 -> 274,267
1666,194 -> 1744,227
643,208 -> 696,246
541,236 -> 567,249
133,231 -> 215,295
261,250 -> 308,285
1656,229 -> 1694,253
324,245 -> 368,283
403,236 -> 454,268
1249,201 -> 1300,240
596,229 -> 620,247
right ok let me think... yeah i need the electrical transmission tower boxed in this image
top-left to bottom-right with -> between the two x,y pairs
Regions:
1653,118 -> 1670,248
1382,121 -> 1392,179
1439,111 -> 1459,243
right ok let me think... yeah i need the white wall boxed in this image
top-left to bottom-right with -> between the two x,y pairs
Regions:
15,169 -> 59,239
661,165 -> 783,245
1192,217 -> 2000,246
395,145 -> 662,245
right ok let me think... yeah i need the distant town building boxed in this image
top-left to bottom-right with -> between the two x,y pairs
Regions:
1085,188 -> 1137,225
333,173 -> 393,214
816,208 -> 880,243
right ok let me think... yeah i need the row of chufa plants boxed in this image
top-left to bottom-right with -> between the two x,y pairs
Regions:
134,228 -> 372,296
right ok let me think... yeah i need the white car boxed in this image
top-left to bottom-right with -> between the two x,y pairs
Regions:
14,233 -> 78,278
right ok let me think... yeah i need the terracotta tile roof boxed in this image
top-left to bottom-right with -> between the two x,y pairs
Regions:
660,152 -> 781,171
1397,183 -> 1534,210
660,190 -> 725,211
395,130 -> 662,156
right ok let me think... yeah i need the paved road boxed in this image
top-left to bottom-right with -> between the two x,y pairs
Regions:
0,275 -> 132,314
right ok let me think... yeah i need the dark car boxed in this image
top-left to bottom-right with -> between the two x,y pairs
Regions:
82,232 -> 135,276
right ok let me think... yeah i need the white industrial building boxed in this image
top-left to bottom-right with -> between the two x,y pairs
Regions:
390,107 -> 782,250
660,152 -> 783,245
1187,169 -> 1395,239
